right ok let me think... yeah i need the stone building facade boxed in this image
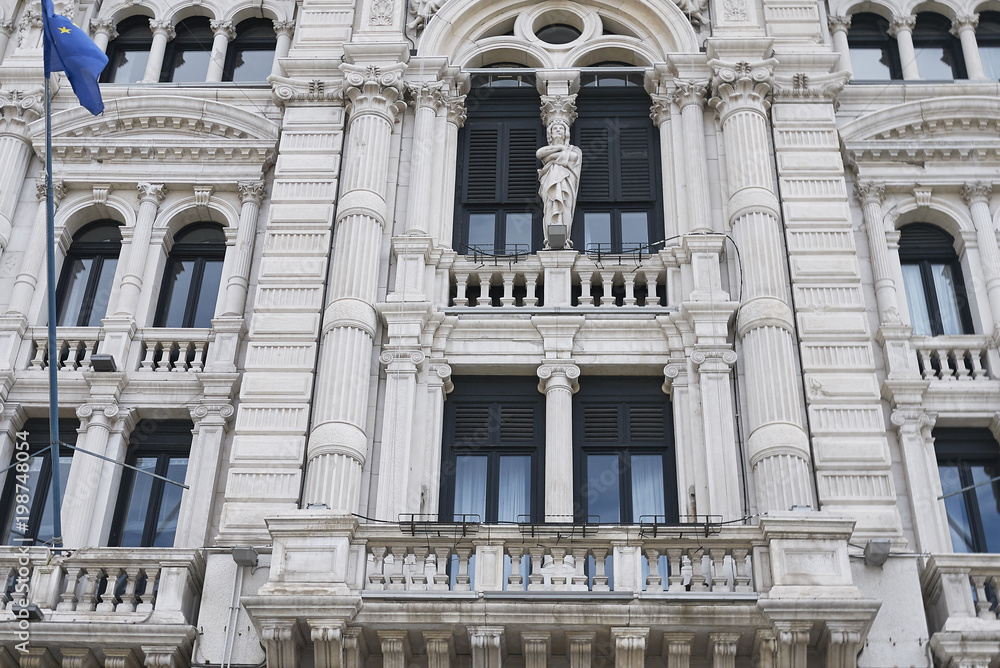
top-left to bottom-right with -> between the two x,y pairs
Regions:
0,0 -> 997,665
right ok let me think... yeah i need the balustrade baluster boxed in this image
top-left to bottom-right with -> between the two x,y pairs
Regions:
115,567 -> 141,612
572,548 -> 588,590
432,547 -> 450,591
972,575 -> 993,619
477,274 -> 491,307
527,548 -> 545,590
156,342 -> 173,372
501,272 -> 516,307
411,547 -> 429,590
95,569 -> 119,612
507,547 -> 525,591
591,548 -> 610,591
173,341 -> 192,372
667,548 -> 684,592
30,340 -> 47,370
732,548 -> 752,591
548,547 -> 567,589
623,272 -> 637,306
77,567 -> 103,611
524,272 -> 539,306
57,566 -> 83,611
710,550 -> 728,592
454,272 -> 470,307
63,340 -> 81,371
454,548 -> 472,590
388,546 -> 407,590
971,350 -> 988,379
79,341 -> 95,371
918,348 -> 934,379
601,271 -> 615,306
645,549 -> 662,590
687,550 -> 708,591
368,546 -> 387,589
643,269 -> 660,306
191,341 -> 206,372
954,348 -> 971,380
938,348 -> 954,379
137,567 -> 158,613
140,342 -> 157,371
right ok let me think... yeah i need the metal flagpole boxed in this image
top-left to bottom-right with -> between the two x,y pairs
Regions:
44,72 -> 63,550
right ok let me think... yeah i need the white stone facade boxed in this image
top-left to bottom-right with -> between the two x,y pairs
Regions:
0,0 -> 996,665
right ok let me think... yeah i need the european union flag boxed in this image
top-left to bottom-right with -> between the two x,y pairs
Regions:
40,0 -> 108,115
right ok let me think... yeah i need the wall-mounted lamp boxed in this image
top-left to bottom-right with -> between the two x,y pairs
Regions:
89,354 -> 117,372
863,539 -> 891,567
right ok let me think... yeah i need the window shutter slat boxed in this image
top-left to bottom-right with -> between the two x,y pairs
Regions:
505,128 -> 540,200
500,405 -> 535,442
584,404 -> 619,441
579,127 -> 611,200
629,405 -> 665,441
618,127 -> 652,200
466,128 -> 500,201
454,404 -> 491,442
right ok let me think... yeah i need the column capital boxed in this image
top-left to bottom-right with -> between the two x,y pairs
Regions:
951,14 -> 979,35
90,17 -> 118,40
537,362 -> 580,393
855,181 -> 885,206
662,361 -> 688,393
674,79 -> 709,109
137,182 -> 167,206
540,94 -> 578,128
102,649 -> 141,668
445,94 -> 468,127
238,180 -> 267,205
961,181 -> 992,206
273,20 -> 295,37
649,93 -> 674,127
692,349 -> 737,373
210,19 -> 236,40
0,19 -> 13,37
406,80 -> 446,110
890,407 -> 936,432
379,348 -> 425,371
189,401 -> 236,425
0,89 -> 44,127
889,15 -> 916,36
149,19 -> 176,40
662,632 -> 694,658
428,361 -> 454,393
708,59 -> 776,118
341,62 -> 407,123
35,177 -> 67,204
828,15 -> 852,33
709,633 -> 740,658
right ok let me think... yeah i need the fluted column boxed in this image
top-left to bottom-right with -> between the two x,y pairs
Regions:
435,96 -> 466,245
90,18 -> 117,53
828,16 -> 852,75
0,90 -> 43,252
961,183 -> 1000,340
468,627 -> 503,668
115,183 -> 165,317
890,16 -> 919,80
612,628 -> 648,668
271,21 -> 294,77
223,181 -> 265,316
142,20 -> 174,83
405,82 -> 445,234
675,81 -> 712,233
709,61 -> 816,512
0,20 -> 13,63
856,182 -> 902,324
537,362 -> 579,520
952,16 -> 985,80
206,20 -> 234,83
7,180 -> 66,317
304,63 -> 406,510
663,633 -> 694,668
650,93 -> 680,240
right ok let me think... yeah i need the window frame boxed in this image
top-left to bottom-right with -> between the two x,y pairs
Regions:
898,223 -> 975,336
0,418 -> 78,546
976,11 -> 1000,79
100,15 -> 154,84
153,223 -> 227,328
55,221 -> 123,327
108,419 -> 192,548
159,16 -> 214,83
439,377 -> 545,524
911,12 -> 968,80
934,427 -> 1000,554
223,18 -> 277,82
846,13 -> 903,81
572,378 -> 677,524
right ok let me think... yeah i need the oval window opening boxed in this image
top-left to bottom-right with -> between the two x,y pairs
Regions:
536,23 -> 582,44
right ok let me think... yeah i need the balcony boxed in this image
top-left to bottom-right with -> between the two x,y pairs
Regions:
912,335 -> 995,381
921,553 -> 1000,665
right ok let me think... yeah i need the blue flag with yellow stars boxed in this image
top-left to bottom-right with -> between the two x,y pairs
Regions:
40,0 -> 108,115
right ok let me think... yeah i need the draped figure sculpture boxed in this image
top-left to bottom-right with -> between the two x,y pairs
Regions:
537,120 -> 582,249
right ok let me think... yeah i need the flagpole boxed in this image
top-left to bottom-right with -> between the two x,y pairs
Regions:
44,70 -> 63,550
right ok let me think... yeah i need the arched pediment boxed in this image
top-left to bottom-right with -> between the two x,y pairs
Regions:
841,97 -> 1000,166
29,96 -> 279,170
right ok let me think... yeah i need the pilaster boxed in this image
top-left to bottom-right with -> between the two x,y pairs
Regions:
611,628 -> 648,668
424,631 -> 454,668
378,631 -> 410,668
468,627 -> 503,668
537,362 -> 580,520
0,88 -> 42,252
566,632 -> 594,668
521,632 -> 550,668
663,632 -> 694,668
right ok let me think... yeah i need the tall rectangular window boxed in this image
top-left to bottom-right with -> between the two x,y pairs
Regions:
573,378 -> 677,523
440,378 -> 544,523
934,428 -> 1000,554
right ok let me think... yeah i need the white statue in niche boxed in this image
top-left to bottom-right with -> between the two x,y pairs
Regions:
407,0 -> 443,32
537,120 -> 582,249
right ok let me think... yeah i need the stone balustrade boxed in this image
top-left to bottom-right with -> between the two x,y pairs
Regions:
912,335 -> 993,381
922,553 -> 1000,634
25,328 -> 100,372
135,328 -> 212,372
0,547 -> 204,625
357,524 -> 757,594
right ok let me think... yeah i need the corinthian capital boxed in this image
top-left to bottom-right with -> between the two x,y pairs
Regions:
90,17 -> 118,39
210,20 -> 235,40
0,88 -> 44,125
273,20 -> 295,37
828,15 -> 851,33
961,181 -> 992,206
708,59 -> 776,119
446,95 -> 467,127
149,19 -> 176,40
406,81 -> 445,110
341,63 -> 407,123
888,15 -> 916,36
35,177 -> 68,204
238,180 -> 266,204
137,182 -> 167,205
855,181 -> 885,206
540,94 -> 578,128
951,14 -> 979,35
674,80 -> 708,109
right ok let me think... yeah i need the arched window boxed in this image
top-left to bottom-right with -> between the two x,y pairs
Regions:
898,224 -> 974,336
978,11 -> 1000,79
223,18 -> 277,82
912,13 -> 967,79
572,80 -> 662,254
580,62 -> 644,87
154,224 -> 226,328
56,221 -> 122,327
847,13 -> 902,80
160,17 -> 213,83
101,16 -> 153,83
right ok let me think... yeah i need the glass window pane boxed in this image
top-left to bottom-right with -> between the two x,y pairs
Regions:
850,48 -> 895,80
109,49 -> 150,83
119,457 -> 157,547
901,264 -> 933,335
939,464 -> 975,553
504,213 -> 532,254
151,458 -> 187,547
914,47 -> 956,80
192,260 -> 223,328
58,258 -> 93,326
621,212 -> 649,252
497,456 -> 531,523
931,263 -> 964,335
981,46 -> 1000,79
160,260 -> 196,327
630,454 -> 665,520
87,258 -> 118,327
971,464 -> 1000,553
586,454 -> 620,523
168,49 -> 212,83
454,456 -> 487,521
35,455 -> 72,546
4,456 -> 45,543
584,212 -> 611,251
468,213 -> 496,251
230,49 -> 275,82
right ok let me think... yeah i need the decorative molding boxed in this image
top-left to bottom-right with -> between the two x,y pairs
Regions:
238,180 -> 267,204
855,181 -> 885,206
149,19 -> 176,40
341,63 -> 407,123
90,17 -> 117,40
137,182 -> 167,205
709,60 -> 776,118
888,15 -> 916,36
722,0 -> 747,22
17,10 -> 42,48
961,181 -> 992,206
540,94 -> 577,128
210,19 -> 236,41
369,0 -> 394,26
